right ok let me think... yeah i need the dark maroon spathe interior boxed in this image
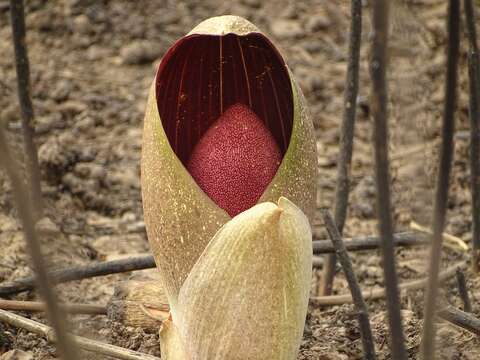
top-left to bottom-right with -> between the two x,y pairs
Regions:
155,32 -> 294,165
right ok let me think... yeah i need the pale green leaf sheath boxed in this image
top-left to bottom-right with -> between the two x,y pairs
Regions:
161,197 -> 312,360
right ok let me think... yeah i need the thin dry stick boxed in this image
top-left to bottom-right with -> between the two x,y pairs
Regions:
410,220 -> 468,252
370,1 -> 408,358
311,261 -> 466,306
438,305 -> 480,336
314,232 -> 428,253
0,255 -> 156,296
321,209 -> 376,360
0,309 -> 161,360
312,257 -> 324,268
321,0 -> 363,296
422,1 -> 460,358
464,0 -> 480,272
0,128 -> 79,360
9,0 -> 42,216
455,268 -> 472,313
0,299 -> 107,315
0,232 -> 429,296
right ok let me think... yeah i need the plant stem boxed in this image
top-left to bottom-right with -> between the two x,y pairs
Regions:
321,209 -> 376,360
421,1 -> 460,358
9,0 -> 42,217
370,1 -> 407,358
463,0 -> 480,272
455,268 -> 472,312
321,0 -> 363,296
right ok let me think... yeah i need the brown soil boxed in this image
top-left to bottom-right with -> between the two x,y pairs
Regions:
0,0 -> 479,359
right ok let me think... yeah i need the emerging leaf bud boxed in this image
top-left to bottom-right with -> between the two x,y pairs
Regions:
160,197 -> 313,360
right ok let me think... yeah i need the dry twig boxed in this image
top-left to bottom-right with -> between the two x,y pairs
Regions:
9,0 -> 42,216
370,1 -> 407,358
410,221 -> 468,252
311,261 -> 466,306
0,255 -> 156,296
0,309 -> 161,360
0,233 -> 429,296
455,269 -> 472,313
422,1 -> 460,358
463,0 -> 480,272
321,210 -> 376,360
314,232 -> 428,254
321,0 -> 363,296
438,305 -> 480,336
0,299 -> 107,315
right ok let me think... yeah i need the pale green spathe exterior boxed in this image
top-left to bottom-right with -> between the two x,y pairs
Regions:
160,198 -> 312,360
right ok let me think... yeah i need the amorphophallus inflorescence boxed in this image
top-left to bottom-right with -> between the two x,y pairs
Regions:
141,15 -> 317,359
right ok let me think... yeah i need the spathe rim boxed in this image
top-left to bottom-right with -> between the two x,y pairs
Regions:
154,32 -> 294,166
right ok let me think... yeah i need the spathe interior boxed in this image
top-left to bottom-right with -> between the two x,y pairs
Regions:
155,32 -> 294,165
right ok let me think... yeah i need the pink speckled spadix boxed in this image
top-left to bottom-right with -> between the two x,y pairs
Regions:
187,103 -> 282,216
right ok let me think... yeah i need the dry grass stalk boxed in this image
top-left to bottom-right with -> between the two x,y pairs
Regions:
311,261 -> 467,306
463,0 -> 480,272
0,299 -> 106,315
321,209 -> 376,359
8,0 -> 42,216
0,309 -> 161,360
370,0 -> 408,358
321,0 -> 363,296
409,221 -> 468,252
421,1 -> 460,358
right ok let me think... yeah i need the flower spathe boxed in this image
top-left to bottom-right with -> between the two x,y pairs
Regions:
142,15 -> 317,360
141,15 -> 317,307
